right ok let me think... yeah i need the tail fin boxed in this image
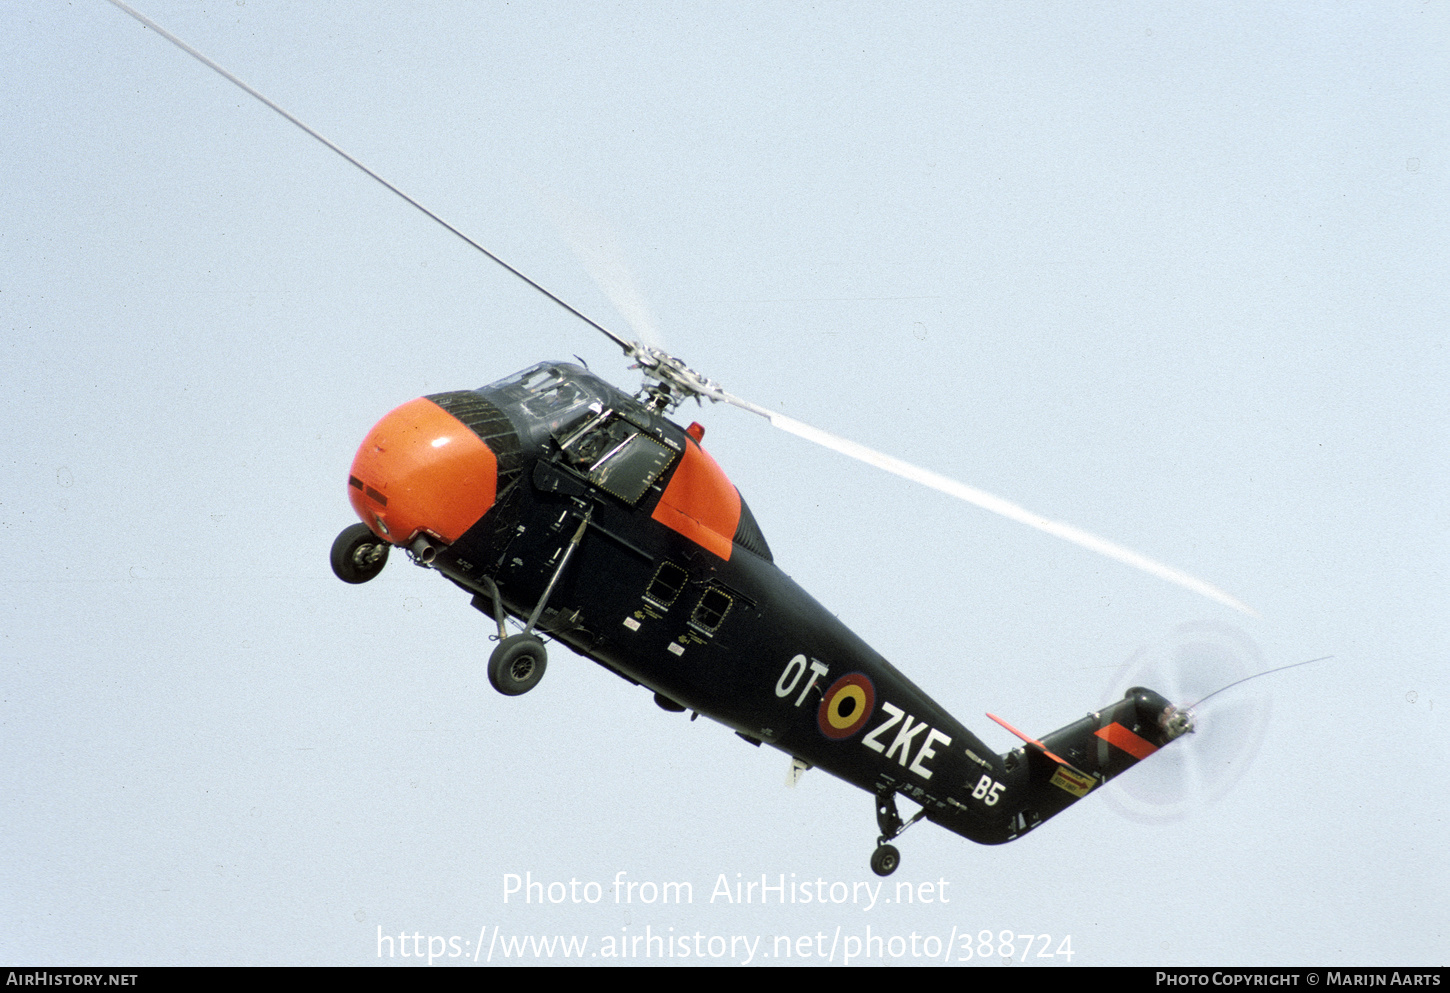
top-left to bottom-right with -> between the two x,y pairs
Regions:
994,687 -> 1192,839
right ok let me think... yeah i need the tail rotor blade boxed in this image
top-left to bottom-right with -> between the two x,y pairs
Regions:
1102,624 -> 1274,823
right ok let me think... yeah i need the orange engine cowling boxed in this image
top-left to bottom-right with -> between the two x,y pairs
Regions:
651,437 -> 742,561
347,396 -> 498,546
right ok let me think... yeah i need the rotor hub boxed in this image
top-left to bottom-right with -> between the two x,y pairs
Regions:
629,344 -> 723,409
1161,705 -> 1196,741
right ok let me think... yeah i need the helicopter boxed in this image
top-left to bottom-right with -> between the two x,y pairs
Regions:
332,351 -> 1211,876
112,0 -> 1255,877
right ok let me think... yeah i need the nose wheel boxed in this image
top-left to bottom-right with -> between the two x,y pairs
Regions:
331,523 -> 390,584
488,634 -> 548,696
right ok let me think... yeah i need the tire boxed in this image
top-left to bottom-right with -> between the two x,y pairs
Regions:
331,523 -> 389,584
489,635 -> 548,696
870,844 -> 900,877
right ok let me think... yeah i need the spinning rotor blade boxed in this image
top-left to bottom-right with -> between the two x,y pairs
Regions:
711,388 -> 1258,617
532,183 -> 667,350
1103,624 -> 1269,823
1101,625 -> 1326,823
110,0 -> 1254,617
104,0 -> 639,358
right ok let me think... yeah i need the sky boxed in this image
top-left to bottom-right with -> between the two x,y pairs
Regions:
2,0 -> 1445,967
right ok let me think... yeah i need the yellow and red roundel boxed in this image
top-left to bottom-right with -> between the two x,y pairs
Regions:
818,673 -> 875,740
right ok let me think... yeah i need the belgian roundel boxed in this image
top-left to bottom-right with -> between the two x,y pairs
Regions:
818,673 -> 875,740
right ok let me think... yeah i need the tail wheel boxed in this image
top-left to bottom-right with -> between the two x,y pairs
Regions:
331,523 -> 390,584
870,844 -> 900,877
489,635 -> 548,696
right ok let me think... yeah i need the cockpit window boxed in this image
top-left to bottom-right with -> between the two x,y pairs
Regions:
482,364 -> 681,503
517,367 -> 559,392
590,431 -> 675,503
522,380 -> 592,427
489,364 -> 596,432
559,410 -> 677,504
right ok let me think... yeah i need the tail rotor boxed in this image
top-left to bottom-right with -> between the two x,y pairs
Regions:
1102,623 -> 1273,823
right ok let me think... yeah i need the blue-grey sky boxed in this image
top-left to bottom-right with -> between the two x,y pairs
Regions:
2,0 -> 1445,966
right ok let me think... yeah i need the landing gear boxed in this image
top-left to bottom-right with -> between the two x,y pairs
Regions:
331,523 -> 389,584
483,508 -> 590,698
488,635 -> 548,696
870,791 -> 925,877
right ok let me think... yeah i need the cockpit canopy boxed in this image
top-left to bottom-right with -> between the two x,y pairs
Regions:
474,361 -> 771,560
480,362 -> 610,442
479,362 -> 683,506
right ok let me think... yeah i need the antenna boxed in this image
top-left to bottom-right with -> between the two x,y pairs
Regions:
1188,655 -> 1332,711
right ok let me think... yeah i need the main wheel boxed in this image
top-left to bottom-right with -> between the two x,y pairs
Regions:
331,523 -> 390,584
870,844 -> 900,877
488,635 -> 548,696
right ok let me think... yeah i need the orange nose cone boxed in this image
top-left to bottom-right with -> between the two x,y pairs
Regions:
347,396 -> 498,545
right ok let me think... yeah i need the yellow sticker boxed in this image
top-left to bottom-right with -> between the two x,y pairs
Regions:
1050,766 -> 1095,798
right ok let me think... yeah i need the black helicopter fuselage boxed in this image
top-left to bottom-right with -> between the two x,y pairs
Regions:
341,361 -> 1186,857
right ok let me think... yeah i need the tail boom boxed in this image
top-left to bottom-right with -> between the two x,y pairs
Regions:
930,687 -> 1192,845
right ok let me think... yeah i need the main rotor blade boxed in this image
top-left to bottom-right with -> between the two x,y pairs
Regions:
714,389 -> 1257,616
108,1 -> 1256,619
531,183 -> 666,350
104,0 -> 638,357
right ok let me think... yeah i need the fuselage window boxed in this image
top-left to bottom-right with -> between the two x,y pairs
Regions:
689,587 -> 733,636
644,561 -> 689,609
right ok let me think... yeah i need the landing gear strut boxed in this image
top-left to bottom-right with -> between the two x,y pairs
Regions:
870,791 -> 926,877
481,507 -> 594,697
